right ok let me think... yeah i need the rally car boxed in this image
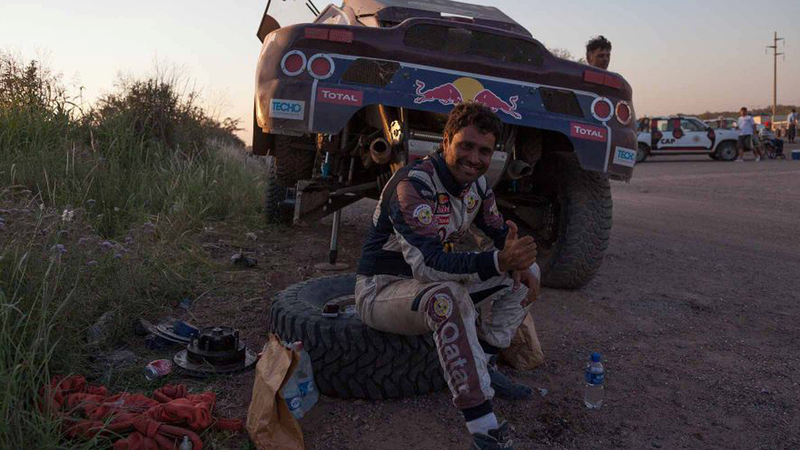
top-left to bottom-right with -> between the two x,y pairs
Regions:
636,116 -> 740,162
253,0 -> 638,289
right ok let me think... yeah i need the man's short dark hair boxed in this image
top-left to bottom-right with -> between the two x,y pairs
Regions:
741,107 -> 748,112
586,35 -> 612,54
443,102 -> 503,144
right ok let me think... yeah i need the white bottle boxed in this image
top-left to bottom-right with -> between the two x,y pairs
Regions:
584,352 -> 605,409
280,342 -> 318,419
280,344 -> 304,419
296,344 -> 319,413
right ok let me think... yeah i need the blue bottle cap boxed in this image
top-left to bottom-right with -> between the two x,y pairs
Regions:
591,352 -> 601,362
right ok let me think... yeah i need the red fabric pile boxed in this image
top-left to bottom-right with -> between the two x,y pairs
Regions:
41,375 -> 244,450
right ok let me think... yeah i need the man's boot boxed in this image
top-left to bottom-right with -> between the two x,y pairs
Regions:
471,421 -> 515,449
488,355 -> 532,400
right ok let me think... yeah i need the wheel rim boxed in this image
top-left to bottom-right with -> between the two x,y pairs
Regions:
720,144 -> 737,160
636,146 -> 648,162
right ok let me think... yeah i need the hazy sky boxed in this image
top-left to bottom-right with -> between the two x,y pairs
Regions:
3,0 -> 799,144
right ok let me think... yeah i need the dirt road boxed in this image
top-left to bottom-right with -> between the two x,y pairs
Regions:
189,152 -> 799,449
274,153 -> 798,450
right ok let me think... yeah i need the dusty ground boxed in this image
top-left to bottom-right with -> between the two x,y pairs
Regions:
147,147 -> 800,449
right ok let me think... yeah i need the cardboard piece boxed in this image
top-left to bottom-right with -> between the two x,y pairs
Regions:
246,334 -> 304,450
500,312 -> 545,370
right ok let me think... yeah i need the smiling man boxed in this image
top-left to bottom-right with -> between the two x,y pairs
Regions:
355,102 -> 540,450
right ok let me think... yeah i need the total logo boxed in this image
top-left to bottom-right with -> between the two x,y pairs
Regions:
269,99 -> 305,120
570,122 -> 607,142
613,146 -> 636,168
414,77 -> 522,120
317,87 -> 363,106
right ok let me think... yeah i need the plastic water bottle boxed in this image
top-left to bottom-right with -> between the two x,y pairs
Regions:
296,345 -> 319,412
583,352 -> 605,409
280,342 -> 319,419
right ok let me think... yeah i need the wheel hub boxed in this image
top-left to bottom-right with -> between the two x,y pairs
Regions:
173,326 -> 257,377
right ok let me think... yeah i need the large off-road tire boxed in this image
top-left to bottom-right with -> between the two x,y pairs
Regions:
715,141 -> 738,162
268,274 -> 446,400
636,143 -> 650,163
264,135 -> 317,224
504,152 -> 612,289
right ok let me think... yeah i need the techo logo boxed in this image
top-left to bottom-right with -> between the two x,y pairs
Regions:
613,146 -> 636,167
269,99 -> 305,120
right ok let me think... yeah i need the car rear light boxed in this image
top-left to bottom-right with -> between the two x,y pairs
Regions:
615,101 -> 631,125
583,70 -> 623,90
281,51 -> 306,77
603,75 -> 623,89
583,70 -> 605,85
590,97 -> 613,122
329,29 -> 353,43
304,28 -> 329,40
308,54 -> 334,79
304,27 -> 353,43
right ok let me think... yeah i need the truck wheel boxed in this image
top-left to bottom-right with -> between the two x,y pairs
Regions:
268,274 -> 446,400
503,152 -> 612,289
636,143 -> 650,163
716,141 -> 738,162
264,135 -> 317,224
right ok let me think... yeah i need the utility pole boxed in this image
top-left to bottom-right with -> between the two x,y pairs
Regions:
766,31 -> 784,121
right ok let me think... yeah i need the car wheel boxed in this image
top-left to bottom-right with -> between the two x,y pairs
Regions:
500,152 -> 612,289
716,142 -> 738,162
264,135 -> 317,224
636,143 -> 650,163
269,274 -> 446,400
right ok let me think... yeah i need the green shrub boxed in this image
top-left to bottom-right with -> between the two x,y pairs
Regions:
0,54 -> 262,448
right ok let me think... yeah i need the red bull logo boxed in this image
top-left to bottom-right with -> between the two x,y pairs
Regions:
414,77 -> 522,120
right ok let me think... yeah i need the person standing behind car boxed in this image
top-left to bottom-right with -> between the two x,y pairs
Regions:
586,35 -> 611,70
788,108 -> 797,143
737,107 -> 760,162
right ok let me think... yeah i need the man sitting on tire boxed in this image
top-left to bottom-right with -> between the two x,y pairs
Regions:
355,102 -> 540,450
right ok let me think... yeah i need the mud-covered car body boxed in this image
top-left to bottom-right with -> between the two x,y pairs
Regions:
253,0 -> 637,289
254,0 -> 637,180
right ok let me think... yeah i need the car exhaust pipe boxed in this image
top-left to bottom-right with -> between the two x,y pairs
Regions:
369,137 -> 392,165
506,159 -> 533,180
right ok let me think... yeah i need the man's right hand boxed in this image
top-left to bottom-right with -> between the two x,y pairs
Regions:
498,220 -> 538,272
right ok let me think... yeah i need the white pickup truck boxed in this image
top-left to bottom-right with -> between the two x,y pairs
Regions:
636,116 -> 740,162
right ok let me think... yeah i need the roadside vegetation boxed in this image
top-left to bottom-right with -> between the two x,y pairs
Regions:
0,52 -> 263,449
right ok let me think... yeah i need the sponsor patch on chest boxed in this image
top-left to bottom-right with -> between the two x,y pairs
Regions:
464,192 -> 479,213
435,193 -> 451,214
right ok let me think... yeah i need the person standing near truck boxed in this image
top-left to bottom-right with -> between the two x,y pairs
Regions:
737,107 -> 760,162
586,35 -> 612,70
787,108 -> 797,144
355,102 -> 540,450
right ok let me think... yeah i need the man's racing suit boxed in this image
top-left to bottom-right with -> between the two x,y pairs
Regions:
355,152 -> 531,411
